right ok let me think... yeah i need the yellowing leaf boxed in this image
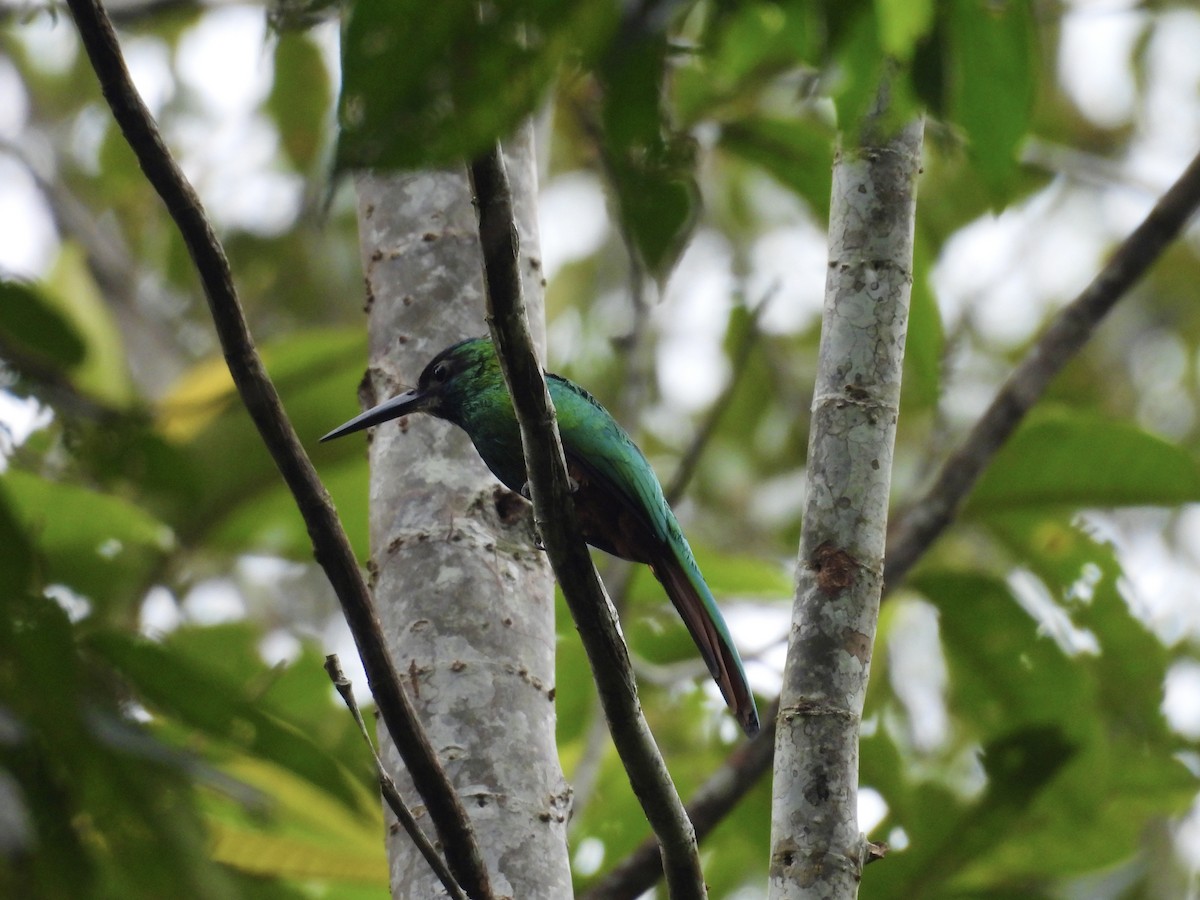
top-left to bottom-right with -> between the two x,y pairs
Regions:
157,355 -> 237,442
208,823 -> 386,884
43,241 -> 133,406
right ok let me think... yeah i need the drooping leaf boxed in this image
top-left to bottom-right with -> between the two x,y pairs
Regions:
598,28 -> 699,280
41,242 -> 134,407
268,33 -> 331,172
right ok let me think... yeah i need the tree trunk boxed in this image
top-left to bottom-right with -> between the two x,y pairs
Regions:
769,119 -> 924,900
354,124 -> 573,898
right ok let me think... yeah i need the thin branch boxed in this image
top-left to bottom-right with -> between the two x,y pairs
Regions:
63,2 -> 495,897
324,655 -> 467,900
468,142 -> 708,900
885,145 -> 1200,590
582,697 -> 780,900
588,144 -> 1200,899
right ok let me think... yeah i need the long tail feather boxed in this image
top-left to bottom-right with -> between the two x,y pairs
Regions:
651,557 -> 760,737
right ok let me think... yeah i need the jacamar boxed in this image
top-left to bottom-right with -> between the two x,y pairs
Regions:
322,338 -> 760,737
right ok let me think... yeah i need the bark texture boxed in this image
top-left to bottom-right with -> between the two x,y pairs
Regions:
354,126 -> 573,899
769,120 -> 924,900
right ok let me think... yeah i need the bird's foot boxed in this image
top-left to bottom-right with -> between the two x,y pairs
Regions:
520,474 -> 580,500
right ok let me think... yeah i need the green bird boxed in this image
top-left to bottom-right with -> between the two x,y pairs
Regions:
322,337 -> 760,737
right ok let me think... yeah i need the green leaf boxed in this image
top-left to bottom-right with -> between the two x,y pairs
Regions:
86,631 -> 370,815
209,455 -> 368,560
874,0 -> 934,60
985,512 -> 1177,745
0,279 -> 87,371
966,412 -> 1200,513
826,5 -> 890,137
268,33 -> 331,172
0,601 -> 232,899
0,482 -> 34,598
901,233 -> 942,410
336,0 -> 616,170
609,153 -> 699,282
674,2 -> 810,125
907,549 -> 1194,889
913,571 -> 1089,740
719,118 -> 836,222
42,242 -> 134,406
599,31 -> 699,279
945,0 -> 1036,196
1,469 -> 174,612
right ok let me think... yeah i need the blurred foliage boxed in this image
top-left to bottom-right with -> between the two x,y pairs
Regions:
2,0 -> 1200,897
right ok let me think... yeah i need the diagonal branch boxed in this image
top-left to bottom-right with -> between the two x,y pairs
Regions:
884,146 -> 1200,589
469,142 -> 708,900
63,1 -> 495,897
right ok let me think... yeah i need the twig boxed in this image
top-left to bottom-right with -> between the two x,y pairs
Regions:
885,146 -> 1200,590
468,142 -> 708,900
63,2 -> 495,896
324,656 -> 467,900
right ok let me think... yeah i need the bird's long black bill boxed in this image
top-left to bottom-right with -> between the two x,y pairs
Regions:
320,389 -> 428,442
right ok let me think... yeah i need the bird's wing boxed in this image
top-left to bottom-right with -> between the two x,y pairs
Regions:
548,374 -> 760,736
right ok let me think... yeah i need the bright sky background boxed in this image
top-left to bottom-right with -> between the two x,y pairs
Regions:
3,0 -> 1200,863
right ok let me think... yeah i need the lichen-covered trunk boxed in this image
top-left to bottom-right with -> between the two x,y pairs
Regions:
354,125 -> 573,898
769,119 -> 924,900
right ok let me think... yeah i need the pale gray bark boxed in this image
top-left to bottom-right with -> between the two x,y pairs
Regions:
769,119 -> 924,900
354,125 -> 573,899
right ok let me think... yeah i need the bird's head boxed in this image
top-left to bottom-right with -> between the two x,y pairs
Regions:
320,338 -> 498,443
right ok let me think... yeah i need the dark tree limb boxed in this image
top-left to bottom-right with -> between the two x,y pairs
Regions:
63,1 -> 495,896
468,143 -> 708,900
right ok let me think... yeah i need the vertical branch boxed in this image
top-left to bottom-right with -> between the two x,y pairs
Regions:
469,143 -> 709,900
769,119 -> 924,899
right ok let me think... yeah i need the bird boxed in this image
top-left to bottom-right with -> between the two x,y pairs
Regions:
321,337 -> 760,737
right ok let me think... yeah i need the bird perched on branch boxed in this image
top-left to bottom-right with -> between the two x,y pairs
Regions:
322,337 -> 759,737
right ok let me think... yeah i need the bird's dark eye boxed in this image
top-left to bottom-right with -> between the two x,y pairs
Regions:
431,362 -> 449,383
